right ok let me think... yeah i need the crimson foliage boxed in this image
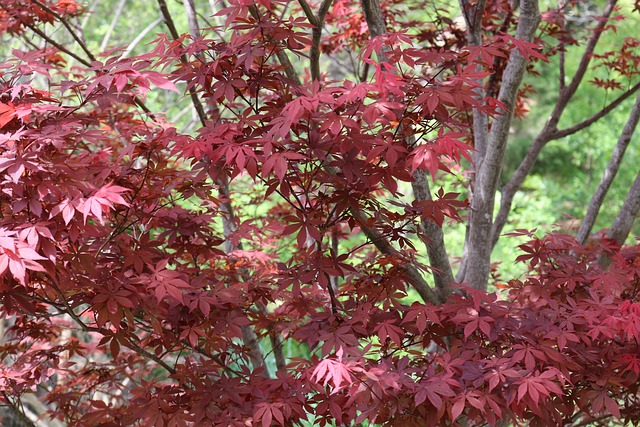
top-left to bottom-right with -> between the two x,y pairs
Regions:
0,0 -> 639,426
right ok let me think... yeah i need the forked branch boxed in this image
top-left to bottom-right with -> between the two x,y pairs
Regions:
490,0 -> 621,247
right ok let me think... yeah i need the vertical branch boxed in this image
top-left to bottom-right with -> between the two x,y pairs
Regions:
183,0 -> 200,39
297,0 -> 334,80
607,171 -> 640,246
330,226 -> 339,291
157,0 -> 207,126
121,17 -> 163,58
412,170 -> 456,298
577,91 -> 640,244
462,0 -> 540,290
455,0 -> 487,283
458,0 -> 488,162
361,0 -> 386,39
218,180 -> 270,376
558,0 -> 566,91
247,5 -> 302,85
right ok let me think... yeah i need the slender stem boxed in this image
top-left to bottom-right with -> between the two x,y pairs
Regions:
157,0 -> 208,126
550,82 -> 640,140
99,0 -> 127,51
248,5 -> 302,85
15,18 -> 91,66
121,17 -> 163,58
297,0 -> 319,26
30,0 -> 97,62
1,392 -> 37,427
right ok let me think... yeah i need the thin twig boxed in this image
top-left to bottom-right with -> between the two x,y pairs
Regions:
550,81 -> 640,140
30,0 -> 97,62
157,0 -> 208,126
99,0 -> 127,51
1,392 -> 37,427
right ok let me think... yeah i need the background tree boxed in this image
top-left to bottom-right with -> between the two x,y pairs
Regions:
0,0 -> 639,426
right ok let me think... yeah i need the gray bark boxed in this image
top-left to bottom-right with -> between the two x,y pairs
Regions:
577,91 -> 640,244
455,0 -> 487,283
183,0 -> 200,39
361,0 -> 387,40
99,0 -> 127,51
608,170 -> 640,246
461,0 -> 541,290
457,0 -> 488,161
361,0 -> 455,299
412,170 -> 456,299
490,0 -> 620,247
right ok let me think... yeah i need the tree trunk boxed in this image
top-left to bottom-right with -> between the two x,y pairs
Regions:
461,0 -> 541,290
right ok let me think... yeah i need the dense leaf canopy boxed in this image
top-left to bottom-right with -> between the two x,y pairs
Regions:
0,0 -> 639,426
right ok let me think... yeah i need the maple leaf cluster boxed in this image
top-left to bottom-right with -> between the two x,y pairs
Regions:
0,0 -> 638,426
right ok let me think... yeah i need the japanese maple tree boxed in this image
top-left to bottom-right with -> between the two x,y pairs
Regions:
0,0 -> 640,426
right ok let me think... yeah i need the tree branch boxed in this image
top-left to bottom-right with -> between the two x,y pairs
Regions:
183,0 -> 200,39
556,0 -> 618,114
361,0 -> 387,39
607,167 -> 640,246
1,392 -> 37,427
490,0 -> 621,247
412,170 -> 456,299
550,81 -> 640,140
180,2 -> 280,376
351,209 -> 443,305
299,0 -> 334,80
121,17 -> 163,58
462,0 -> 540,290
297,0 -> 319,27
99,0 -> 127,51
360,0 -> 456,299
156,0 -> 208,126
247,5 -> 302,85
577,90 -> 640,243
455,0 -> 487,283
8,17 -> 91,67
218,179 -> 273,376
30,0 -> 97,62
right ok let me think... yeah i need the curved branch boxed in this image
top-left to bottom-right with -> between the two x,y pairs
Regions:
298,0 -> 334,80
351,209 -> 442,305
99,0 -> 127,51
607,169 -> 640,246
122,17 -> 163,58
360,0 -> 455,299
